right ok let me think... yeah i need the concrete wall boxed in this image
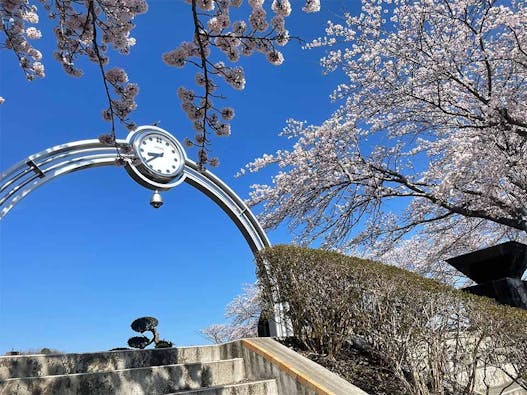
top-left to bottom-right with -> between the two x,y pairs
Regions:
221,338 -> 369,395
1,339 -> 370,395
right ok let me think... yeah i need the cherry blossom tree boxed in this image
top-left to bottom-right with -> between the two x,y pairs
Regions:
0,0 -> 320,167
201,283 -> 260,343
243,0 -> 527,281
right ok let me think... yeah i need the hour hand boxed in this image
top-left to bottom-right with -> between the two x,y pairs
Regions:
146,152 -> 163,162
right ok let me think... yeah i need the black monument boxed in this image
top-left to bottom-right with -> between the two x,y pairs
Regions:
446,241 -> 527,309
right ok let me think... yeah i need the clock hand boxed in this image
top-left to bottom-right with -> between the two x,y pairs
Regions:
145,152 -> 164,163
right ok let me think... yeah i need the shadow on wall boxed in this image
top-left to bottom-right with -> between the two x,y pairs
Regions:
0,347 -> 224,394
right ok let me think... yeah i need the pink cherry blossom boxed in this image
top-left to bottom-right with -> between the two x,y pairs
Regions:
221,107 -> 235,121
271,0 -> 291,17
2,0 -> 320,167
266,50 -> 283,65
245,0 -> 527,281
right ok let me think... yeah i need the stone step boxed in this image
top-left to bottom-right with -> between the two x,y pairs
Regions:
0,358 -> 245,395
0,345 -> 222,380
168,379 -> 278,395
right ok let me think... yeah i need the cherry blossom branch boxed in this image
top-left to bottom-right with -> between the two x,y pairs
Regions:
0,2 -> 44,82
88,0 -> 116,138
498,108 -> 527,138
366,161 -> 526,232
191,0 -> 213,168
2,0 -> 320,166
162,0 -> 319,167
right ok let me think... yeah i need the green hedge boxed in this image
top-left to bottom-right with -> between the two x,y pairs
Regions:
256,245 -> 527,395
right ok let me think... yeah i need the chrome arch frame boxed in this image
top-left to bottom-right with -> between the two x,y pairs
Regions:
0,139 -> 291,337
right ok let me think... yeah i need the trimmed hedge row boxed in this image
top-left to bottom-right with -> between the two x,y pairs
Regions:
256,245 -> 527,395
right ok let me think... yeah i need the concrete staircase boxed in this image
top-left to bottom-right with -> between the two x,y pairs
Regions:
0,338 -> 368,395
0,344 -> 277,395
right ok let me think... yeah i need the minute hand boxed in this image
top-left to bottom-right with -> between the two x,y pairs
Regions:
146,152 -> 164,163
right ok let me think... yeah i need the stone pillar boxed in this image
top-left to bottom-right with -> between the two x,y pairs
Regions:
446,241 -> 527,309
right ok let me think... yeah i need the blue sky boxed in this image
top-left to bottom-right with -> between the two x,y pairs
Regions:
0,1 -> 354,352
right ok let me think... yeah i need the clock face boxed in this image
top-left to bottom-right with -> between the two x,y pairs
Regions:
136,132 -> 183,178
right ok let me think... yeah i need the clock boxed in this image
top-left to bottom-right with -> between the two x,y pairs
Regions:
136,131 -> 182,178
124,126 -> 187,190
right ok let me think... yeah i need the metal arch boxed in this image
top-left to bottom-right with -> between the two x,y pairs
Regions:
0,141 -> 124,218
183,161 -> 270,255
0,139 -> 269,253
0,139 -> 291,337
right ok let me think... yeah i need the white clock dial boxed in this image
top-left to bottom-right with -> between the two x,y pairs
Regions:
125,126 -> 187,190
137,133 -> 182,177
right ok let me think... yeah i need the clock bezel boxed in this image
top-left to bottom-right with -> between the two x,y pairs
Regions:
125,125 -> 187,190
133,130 -> 184,179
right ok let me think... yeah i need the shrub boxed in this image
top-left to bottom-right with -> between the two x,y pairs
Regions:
127,317 -> 173,349
256,245 -> 527,394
